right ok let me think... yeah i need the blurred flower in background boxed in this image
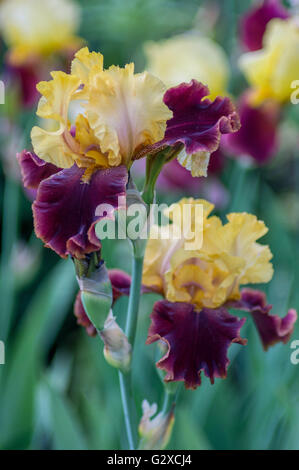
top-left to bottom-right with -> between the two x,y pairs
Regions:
145,33 -> 230,99
0,0 -> 83,107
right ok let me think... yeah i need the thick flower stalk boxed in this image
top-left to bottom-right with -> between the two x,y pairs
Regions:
142,198 -> 297,389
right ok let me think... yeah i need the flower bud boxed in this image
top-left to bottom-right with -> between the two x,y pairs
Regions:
100,310 -> 132,373
138,400 -> 175,450
74,253 -> 113,331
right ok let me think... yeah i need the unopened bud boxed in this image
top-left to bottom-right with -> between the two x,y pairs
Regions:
74,254 -> 112,331
138,400 -> 175,450
100,310 -> 132,373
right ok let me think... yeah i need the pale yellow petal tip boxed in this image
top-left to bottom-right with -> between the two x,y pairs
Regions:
177,149 -> 211,177
71,47 -> 104,81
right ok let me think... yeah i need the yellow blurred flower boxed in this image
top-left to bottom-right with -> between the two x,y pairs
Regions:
0,0 -> 82,65
239,17 -> 299,105
144,33 -> 230,99
30,47 -> 172,180
143,198 -> 273,310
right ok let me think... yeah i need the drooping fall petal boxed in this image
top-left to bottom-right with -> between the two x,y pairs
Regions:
17,150 -> 60,189
136,81 -> 240,172
240,0 -> 289,52
33,164 -> 127,258
230,288 -> 297,350
146,300 -> 247,389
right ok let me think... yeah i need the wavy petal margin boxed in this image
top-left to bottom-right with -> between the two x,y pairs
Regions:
33,164 -> 128,258
239,0 -> 289,52
146,300 -> 246,389
135,80 -> 240,160
230,288 -> 297,350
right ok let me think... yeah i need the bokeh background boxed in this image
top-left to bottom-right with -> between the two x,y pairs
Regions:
0,0 -> 298,450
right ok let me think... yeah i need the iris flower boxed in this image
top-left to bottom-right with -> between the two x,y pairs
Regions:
18,48 -> 240,259
239,16 -> 299,105
142,198 -> 297,389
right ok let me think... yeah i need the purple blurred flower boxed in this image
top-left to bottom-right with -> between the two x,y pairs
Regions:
240,0 -> 289,52
223,93 -> 280,164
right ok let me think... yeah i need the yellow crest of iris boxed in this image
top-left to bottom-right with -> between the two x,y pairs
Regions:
143,198 -> 273,310
30,47 -> 172,180
144,33 -> 230,100
0,0 -> 82,65
239,18 -> 299,105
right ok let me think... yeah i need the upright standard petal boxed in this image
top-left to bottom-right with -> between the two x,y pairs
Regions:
33,165 -> 128,258
231,288 -> 297,350
240,0 -> 289,51
85,63 -> 172,166
31,71 -> 81,168
147,300 -> 246,389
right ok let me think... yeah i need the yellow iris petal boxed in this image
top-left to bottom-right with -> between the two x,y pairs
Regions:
85,63 -> 172,166
143,198 -> 273,310
239,18 -> 299,105
31,71 -> 81,168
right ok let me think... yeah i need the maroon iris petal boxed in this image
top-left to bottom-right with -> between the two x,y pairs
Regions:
230,289 -> 297,351
17,150 -> 60,190
136,80 -> 240,160
108,269 -> 131,303
33,165 -> 128,259
146,300 -> 247,389
240,0 -> 289,51
223,93 -> 279,164
74,291 -> 97,337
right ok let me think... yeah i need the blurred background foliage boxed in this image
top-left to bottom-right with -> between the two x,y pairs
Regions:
0,0 -> 298,450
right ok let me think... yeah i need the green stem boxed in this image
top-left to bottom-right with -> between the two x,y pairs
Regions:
162,390 -> 175,415
119,253 -> 144,450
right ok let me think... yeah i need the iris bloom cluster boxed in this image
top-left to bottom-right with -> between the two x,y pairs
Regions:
142,199 -> 297,389
18,47 -> 239,259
